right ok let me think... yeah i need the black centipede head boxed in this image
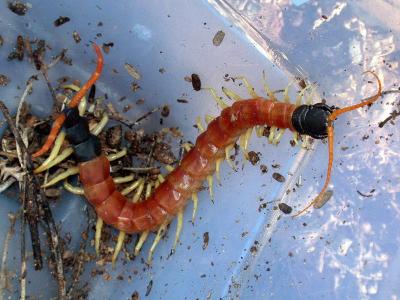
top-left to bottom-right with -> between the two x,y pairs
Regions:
292,103 -> 334,139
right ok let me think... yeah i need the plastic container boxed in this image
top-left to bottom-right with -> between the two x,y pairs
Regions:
0,0 -> 399,299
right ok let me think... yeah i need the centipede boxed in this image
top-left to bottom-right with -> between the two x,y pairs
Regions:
32,43 -> 382,264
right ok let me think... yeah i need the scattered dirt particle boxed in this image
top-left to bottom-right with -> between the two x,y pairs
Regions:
106,125 -> 122,148
177,99 -> 188,104
202,232 -> 209,250
272,172 -> 285,183
123,104 -> 133,113
72,31 -> 81,43
102,42 -> 114,54
260,164 -> 268,174
0,35 -> 3,47
258,202 -> 267,212
153,142 -> 175,164
161,105 -> 170,117
356,189 -> 375,198
212,30 -> 225,46
145,280 -> 153,297
54,16 -> 70,27
278,203 -> 292,214
8,35 -> 25,61
131,291 -> 139,300
44,188 -> 61,198
159,67 -> 165,74
8,1 -> 29,16
130,82 -> 140,92
124,63 -> 141,80
271,163 -> 280,169
191,73 -> 201,91
136,98 -> 144,105
247,151 -> 260,165
288,251 -> 294,257
0,74 -> 10,87
321,15 -> 328,19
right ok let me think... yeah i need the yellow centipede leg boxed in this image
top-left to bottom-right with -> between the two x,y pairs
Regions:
268,126 -> 277,144
132,179 -> 145,202
191,193 -> 199,224
205,114 -> 214,124
172,209 -> 184,253
41,166 -> 79,188
34,131 -> 66,173
113,174 -> 135,184
225,144 -> 235,170
207,175 -> 214,201
222,86 -> 242,101
204,87 -> 228,109
147,222 -> 168,263
107,148 -> 127,162
112,232 -> 126,268
215,158 -> 223,184
196,116 -> 205,132
95,217 -> 103,256
256,126 -> 264,138
63,180 -> 84,195
272,129 -> 286,145
296,86 -> 308,106
234,76 -> 259,98
134,231 -> 149,256
262,71 -> 277,101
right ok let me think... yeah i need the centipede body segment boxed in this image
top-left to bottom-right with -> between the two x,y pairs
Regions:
33,43 -> 382,258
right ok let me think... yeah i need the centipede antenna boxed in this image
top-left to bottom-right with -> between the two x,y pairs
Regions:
205,87 -> 228,109
32,43 -> 103,158
172,209 -> 184,252
235,76 -> 259,98
112,232 -> 126,268
293,71 -> 382,217
34,131 -> 66,173
32,114 -> 66,158
222,86 -> 242,101
95,217 -> 104,256
191,192 -> 199,223
207,175 -> 214,201
148,222 -> 168,263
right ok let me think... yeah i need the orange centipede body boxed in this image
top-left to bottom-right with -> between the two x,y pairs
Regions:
33,44 -> 382,234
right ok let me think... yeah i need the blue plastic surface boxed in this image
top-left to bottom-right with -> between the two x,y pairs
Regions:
0,0 -> 399,299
